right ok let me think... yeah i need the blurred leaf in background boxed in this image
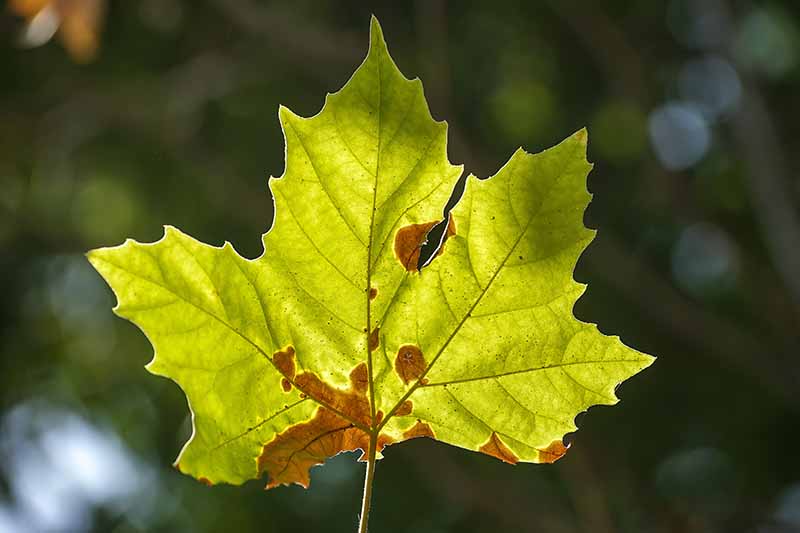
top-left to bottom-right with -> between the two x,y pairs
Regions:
10,0 -> 106,62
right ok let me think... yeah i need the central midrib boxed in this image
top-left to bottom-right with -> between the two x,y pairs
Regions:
364,56 -> 383,431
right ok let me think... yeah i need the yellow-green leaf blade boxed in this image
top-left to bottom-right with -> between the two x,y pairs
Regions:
87,17 -> 655,491
87,228 -> 316,484
378,131 -> 654,463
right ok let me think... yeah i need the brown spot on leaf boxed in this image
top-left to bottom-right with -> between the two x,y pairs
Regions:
538,440 -> 569,463
479,432 -> 519,465
273,346 -> 296,380
257,363 -> 391,489
349,362 -> 369,394
281,378 -> 292,393
198,477 -> 213,487
395,400 -> 413,417
368,327 -> 380,352
403,420 -> 435,440
369,287 -> 378,300
394,344 -> 426,385
393,216 -> 456,272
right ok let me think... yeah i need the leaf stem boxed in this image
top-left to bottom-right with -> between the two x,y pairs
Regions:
358,433 -> 378,533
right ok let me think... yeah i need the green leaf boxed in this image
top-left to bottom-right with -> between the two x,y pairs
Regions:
87,17 -> 654,488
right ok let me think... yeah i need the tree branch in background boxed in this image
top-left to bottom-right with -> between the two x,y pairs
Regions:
542,0 -> 648,103
207,0 -> 362,68
731,82 -> 800,313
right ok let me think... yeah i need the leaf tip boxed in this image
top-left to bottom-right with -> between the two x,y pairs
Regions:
277,104 -> 296,124
162,224 -> 181,237
368,15 -> 389,57
369,14 -> 384,40
84,248 -> 99,264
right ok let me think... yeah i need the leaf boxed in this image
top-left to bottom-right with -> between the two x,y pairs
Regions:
11,0 -> 105,63
87,17 -> 654,489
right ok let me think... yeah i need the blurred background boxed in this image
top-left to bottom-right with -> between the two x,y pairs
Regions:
1,1 -> 799,532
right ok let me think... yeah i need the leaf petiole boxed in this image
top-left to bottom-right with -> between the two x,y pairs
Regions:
358,432 -> 379,533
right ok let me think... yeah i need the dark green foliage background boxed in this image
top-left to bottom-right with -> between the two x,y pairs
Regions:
1,1 -> 799,532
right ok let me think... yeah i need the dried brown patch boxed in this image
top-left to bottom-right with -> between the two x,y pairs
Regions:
538,440 -> 569,463
273,346 -> 296,380
369,287 -> 378,300
393,216 -> 456,272
479,432 -> 519,464
403,420 -> 435,440
395,400 -> 413,417
198,477 -> 213,487
349,362 -> 369,394
274,347 -> 297,392
368,327 -> 380,352
394,344 -> 426,385
257,362 -> 392,489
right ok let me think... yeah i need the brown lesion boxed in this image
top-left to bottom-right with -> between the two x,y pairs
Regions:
537,440 -> 569,463
273,346 -> 296,379
394,344 -> 426,385
479,432 -> 519,465
349,362 -> 369,394
368,327 -> 380,352
369,287 -> 378,300
273,346 -> 297,393
257,361 -> 393,489
393,216 -> 456,272
402,420 -> 435,440
395,400 -> 413,417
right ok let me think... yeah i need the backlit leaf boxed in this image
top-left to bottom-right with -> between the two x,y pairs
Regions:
87,17 -> 654,489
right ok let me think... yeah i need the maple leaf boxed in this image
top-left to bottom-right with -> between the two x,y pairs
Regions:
87,17 -> 654,489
